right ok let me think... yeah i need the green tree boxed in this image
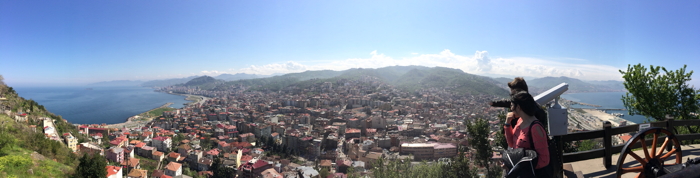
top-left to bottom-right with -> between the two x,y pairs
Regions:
578,139 -> 596,152
619,64 -> 699,123
442,151 -> 478,178
493,112 -> 508,150
465,117 -> 493,173
319,167 -> 330,178
75,153 -> 107,178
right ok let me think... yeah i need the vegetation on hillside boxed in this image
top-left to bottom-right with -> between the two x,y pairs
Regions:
0,75 -> 90,177
207,66 -> 509,97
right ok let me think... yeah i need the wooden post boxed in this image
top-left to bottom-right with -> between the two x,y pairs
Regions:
553,135 -> 564,178
603,121 -> 612,169
666,115 -> 674,152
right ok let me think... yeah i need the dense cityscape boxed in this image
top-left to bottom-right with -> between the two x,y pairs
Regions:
66,75 -> 509,178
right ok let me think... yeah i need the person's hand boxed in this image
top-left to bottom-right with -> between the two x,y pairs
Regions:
506,112 -> 516,124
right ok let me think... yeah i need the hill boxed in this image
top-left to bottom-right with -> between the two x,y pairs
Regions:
393,67 -> 508,97
0,77 -> 90,177
178,76 -> 223,90
216,66 -> 508,97
141,76 -> 200,87
214,73 -> 266,81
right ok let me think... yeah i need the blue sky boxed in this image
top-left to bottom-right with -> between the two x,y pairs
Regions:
1,1 -> 699,87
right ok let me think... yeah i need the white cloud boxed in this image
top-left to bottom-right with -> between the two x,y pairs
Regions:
204,50 -> 624,81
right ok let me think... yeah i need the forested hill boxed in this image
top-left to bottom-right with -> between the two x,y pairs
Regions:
0,78 -> 89,177
192,66 -> 509,97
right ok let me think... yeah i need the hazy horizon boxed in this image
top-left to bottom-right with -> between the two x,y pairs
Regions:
2,1 -> 699,87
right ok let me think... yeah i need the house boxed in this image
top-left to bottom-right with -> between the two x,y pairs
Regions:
187,150 -> 204,168
121,157 -> 140,170
205,148 -> 220,160
239,159 -> 273,178
110,136 -> 129,148
106,165 -> 123,178
177,144 -> 192,156
63,133 -> 78,152
151,170 -> 166,178
153,151 -> 165,162
167,152 -> 181,162
197,157 -> 213,171
126,169 -> 148,178
260,168 -> 283,178
139,146 -> 155,158
106,147 -> 125,163
164,162 -> 182,177
78,142 -> 104,156
152,136 -> 172,152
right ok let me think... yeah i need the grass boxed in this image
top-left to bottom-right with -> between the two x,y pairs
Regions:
0,145 -> 73,178
147,107 -> 176,118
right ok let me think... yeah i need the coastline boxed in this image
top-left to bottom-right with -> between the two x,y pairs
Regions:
104,102 -> 174,128
157,91 -> 209,107
103,92 -> 209,128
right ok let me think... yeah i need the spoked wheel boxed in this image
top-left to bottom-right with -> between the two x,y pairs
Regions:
616,127 -> 682,178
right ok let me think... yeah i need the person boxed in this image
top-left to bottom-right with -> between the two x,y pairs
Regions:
490,77 -> 548,129
504,92 -> 550,173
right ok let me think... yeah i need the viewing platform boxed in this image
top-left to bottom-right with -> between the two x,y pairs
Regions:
568,143 -> 700,178
553,118 -> 700,178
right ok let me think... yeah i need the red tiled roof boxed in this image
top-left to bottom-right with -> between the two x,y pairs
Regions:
166,162 -> 182,172
106,165 -> 121,177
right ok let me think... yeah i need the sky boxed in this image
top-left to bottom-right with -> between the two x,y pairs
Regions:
1,1 -> 699,87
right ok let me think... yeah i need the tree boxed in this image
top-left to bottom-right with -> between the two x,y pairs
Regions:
493,112 -> 508,150
75,153 -> 107,178
319,167 -> 330,178
442,151 -> 478,178
620,64 -> 699,123
620,64 -> 700,140
465,117 -> 493,172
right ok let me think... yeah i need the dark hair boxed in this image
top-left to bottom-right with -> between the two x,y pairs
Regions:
507,77 -> 529,95
511,91 -> 538,117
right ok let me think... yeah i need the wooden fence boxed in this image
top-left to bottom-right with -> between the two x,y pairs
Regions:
551,118 -> 700,178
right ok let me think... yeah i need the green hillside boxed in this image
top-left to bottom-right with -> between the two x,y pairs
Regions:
179,76 -> 222,90
393,67 -> 509,97
0,79 -> 89,177
206,66 -> 508,97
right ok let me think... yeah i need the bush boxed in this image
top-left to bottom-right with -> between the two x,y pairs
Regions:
0,155 -> 33,172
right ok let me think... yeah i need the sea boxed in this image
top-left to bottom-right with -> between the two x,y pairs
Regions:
12,86 -> 189,125
561,92 -> 652,124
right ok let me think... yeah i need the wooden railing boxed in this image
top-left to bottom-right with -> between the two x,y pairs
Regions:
551,118 -> 700,178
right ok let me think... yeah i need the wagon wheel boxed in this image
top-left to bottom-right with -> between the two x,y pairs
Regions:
616,127 -> 682,178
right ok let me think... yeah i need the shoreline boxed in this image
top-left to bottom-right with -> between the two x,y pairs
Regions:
104,102 -> 174,128
581,109 -> 635,127
157,91 -> 209,107
103,92 -> 208,128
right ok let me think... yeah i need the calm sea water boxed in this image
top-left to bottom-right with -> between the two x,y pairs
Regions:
13,86 -> 188,124
561,92 -> 652,123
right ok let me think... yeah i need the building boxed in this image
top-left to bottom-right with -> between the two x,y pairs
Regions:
239,159 -> 273,178
164,162 -> 182,177
399,142 -> 457,161
106,147 -> 125,163
152,136 -> 172,152
78,142 -> 104,156
106,165 -> 123,178
63,133 -> 78,152
126,169 -> 147,178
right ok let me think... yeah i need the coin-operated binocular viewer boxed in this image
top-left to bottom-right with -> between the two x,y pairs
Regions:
534,83 -> 569,136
